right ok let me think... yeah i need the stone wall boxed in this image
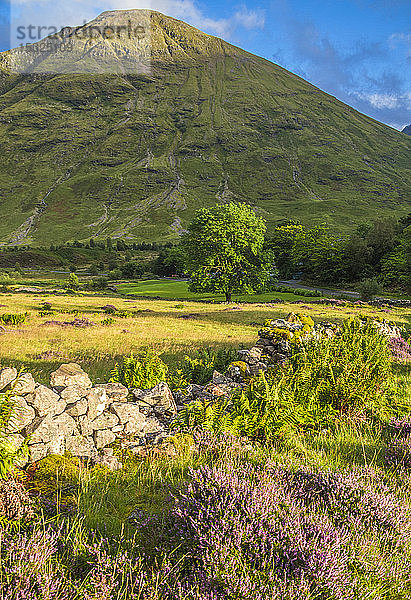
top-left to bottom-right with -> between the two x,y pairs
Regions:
1,363 -> 176,465
2,315 -> 405,466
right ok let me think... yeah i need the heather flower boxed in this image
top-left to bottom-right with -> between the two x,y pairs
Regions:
0,476 -> 33,522
389,416 -> 411,438
167,461 -> 411,599
171,464 -> 356,599
388,336 -> 411,362
385,434 -> 411,472
0,526 -> 70,600
273,465 -> 410,536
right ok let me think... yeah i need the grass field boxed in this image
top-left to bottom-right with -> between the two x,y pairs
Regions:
116,279 -> 324,302
0,290 -> 409,384
2,289 -> 411,598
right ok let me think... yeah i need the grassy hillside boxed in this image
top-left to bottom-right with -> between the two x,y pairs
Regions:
0,10 -> 409,246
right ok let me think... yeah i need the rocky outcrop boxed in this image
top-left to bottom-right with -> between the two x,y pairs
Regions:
2,364 -> 172,464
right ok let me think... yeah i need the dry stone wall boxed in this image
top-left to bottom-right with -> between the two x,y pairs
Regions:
2,363 -> 176,464
2,315 -> 404,466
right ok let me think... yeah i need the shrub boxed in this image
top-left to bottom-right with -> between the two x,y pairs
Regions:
89,276 -> 109,290
285,317 -> 399,419
358,277 -> 382,301
167,461 -> 411,599
110,350 -> 169,389
0,526 -> 71,599
389,336 -> 411,362
271,284 -> 323,298
0,478 -> 33,522
176,318 -> 404,439
0,312 -> 28,326
64,273 -> 80,291
182,347 -> 238,385
101,317 -> 115,326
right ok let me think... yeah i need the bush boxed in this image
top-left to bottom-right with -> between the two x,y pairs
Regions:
167,460 -> 411,599
110,350 -> 169,389
0,478 -> 33,522
176,318 -> 405,439
0,313 -> 28,326
388,337 -> 411,362
64,273 -> 80,291
358,277 -> 382,301
89,276 -> 109,290
182,347 -> 238,385
120,261 -> 145,279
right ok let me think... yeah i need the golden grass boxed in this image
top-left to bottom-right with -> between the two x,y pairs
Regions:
0,291 -> 409,384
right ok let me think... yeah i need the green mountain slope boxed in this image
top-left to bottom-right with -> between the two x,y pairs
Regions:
0,9 -> 409,245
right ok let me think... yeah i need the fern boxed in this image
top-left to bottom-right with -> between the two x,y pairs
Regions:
0,385 -> 29,478
110,350 -> 169,390
174,318 -> 403,442
182,347 -> 238,385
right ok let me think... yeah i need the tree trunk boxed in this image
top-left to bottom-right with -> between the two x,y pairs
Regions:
225,291 -> 232,303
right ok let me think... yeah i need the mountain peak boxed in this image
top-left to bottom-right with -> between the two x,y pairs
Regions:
0,11 -> 409,245
3,9 -> 240,75
402,124 -> 411,135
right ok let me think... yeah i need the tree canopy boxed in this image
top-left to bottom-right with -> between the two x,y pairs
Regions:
182,202 -> 275,302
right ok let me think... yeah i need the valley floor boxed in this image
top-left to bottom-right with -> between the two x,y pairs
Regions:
0,291 -> 410,382
1,291 -> 411,599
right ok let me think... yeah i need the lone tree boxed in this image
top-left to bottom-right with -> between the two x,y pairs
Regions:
182,202 -> 275,302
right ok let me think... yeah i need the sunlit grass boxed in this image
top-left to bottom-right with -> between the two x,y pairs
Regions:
0,291 -> 409,383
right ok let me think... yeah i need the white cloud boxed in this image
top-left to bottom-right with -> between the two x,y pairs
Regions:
233,6 -> 265,30
366,93 -> 399,109
356,91 -> 411,110
10,0 -> 265,44
388,32 -> 411,58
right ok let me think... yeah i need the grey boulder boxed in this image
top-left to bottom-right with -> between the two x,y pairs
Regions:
50,363 -> 92,390
132,382 -> 177,416
26,385 -> 66,417
0,367 -> 17,391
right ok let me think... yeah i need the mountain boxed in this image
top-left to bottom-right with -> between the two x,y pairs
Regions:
0,10 -> 409,246
402,125 -> 411,135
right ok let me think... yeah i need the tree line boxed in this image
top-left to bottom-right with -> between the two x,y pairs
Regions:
153,206 -> 410,295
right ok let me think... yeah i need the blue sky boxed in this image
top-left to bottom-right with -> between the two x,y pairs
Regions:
0,0 -> 409,129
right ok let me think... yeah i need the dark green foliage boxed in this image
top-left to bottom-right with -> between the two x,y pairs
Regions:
381,224 -> 411,292
358,277 -> 383,301
182,347 -> 238,385
153,246 -> 187,277
120,261 -> 145,279
64,273 -> 80,291
0,313 -> 28,326
271,284 -> 323,297
89,276 -> 109,290
267,216 -> 411,290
